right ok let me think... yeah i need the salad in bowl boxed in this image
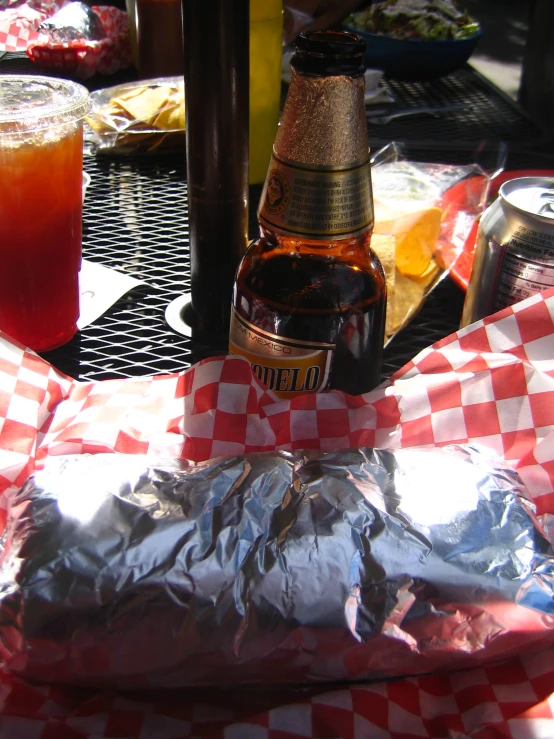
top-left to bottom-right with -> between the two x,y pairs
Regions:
346,0 -> 481,41
344,0 -> 482,79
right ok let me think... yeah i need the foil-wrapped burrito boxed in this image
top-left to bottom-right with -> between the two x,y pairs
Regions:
39,2 -> 107,42
0,446 -> 553,689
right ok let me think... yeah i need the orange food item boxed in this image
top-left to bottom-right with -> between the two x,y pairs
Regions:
374,200 -> 443,277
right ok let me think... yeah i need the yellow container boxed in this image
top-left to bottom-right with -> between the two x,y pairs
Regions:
250,0 -> 283,185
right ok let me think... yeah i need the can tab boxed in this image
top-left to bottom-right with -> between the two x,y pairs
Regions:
537,193 -> 554,218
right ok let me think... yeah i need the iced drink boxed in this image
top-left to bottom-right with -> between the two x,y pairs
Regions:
0,76 -> 90,352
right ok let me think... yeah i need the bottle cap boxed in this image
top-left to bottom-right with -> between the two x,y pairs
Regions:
291,29 -> 365,77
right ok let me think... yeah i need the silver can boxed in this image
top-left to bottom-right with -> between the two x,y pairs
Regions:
461,176 -> 554,326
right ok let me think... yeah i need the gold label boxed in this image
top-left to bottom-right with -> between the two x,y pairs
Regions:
258,153 -> 374,239
229,308 -> 333,398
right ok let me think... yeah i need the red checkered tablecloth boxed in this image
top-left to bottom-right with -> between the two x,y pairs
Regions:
1,289 -> 554,736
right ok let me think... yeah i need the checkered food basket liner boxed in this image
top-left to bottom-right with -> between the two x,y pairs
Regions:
0,2 -> 131,78
1,289 -> 554,736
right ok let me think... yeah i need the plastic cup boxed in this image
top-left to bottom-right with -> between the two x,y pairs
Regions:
0,75 -> 91,352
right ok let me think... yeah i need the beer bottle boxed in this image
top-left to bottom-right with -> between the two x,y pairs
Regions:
229,30 -> 386,397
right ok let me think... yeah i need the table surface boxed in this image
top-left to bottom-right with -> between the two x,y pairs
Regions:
2,54 -> 552,384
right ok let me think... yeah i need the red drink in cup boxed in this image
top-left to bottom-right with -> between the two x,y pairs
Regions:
0,76 -> 90,352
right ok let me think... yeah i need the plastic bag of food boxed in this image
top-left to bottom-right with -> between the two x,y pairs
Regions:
370,142 -> 490,342
84,76 -> 185,154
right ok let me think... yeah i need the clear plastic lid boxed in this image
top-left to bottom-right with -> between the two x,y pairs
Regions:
0,75 -> 91,134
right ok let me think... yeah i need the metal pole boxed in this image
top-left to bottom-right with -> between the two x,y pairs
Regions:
182,0 -> 249,356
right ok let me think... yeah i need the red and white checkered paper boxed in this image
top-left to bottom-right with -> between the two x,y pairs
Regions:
1,288 -> 554,736
0,0 -> 54,51
0,1 -> 131,78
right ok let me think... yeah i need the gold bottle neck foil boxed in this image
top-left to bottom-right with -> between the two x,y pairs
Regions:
274,69 -> 369,167
258,68 -> 374,239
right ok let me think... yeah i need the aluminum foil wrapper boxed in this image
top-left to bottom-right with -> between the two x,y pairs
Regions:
0,445 -> 553,690
39,2 -> 107,42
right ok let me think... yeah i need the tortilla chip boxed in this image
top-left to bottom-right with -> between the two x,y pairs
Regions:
391,271 -> 427,335
374,202 -> 443,278
153,100 -> 184,131
112,86 -> 145,103
413,258 -> 441,285
117,86 -> 174,126
178,97 -> 185,128
395,207 -> 443,276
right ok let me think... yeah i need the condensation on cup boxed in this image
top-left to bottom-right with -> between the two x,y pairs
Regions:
0,75 -> 91,352
462,176 -> 554,327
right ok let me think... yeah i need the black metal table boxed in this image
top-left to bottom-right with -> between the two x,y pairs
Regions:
2,55 -> 550,383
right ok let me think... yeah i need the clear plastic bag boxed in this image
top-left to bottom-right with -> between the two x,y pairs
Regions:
84,76 -> 185,155
370,143 -> 491,342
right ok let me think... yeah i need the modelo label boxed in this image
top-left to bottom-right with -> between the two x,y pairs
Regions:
258,153 -> 374,238
229,308 -> 333,398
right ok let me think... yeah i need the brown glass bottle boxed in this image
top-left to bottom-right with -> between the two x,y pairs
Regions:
229,30 -> 386,397
137,0 -> 184,79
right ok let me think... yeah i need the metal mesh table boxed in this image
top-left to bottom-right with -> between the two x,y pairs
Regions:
21,62 -> 552,383
41,152 -> 468,383
41,155 -> 191,380
369,66 -> 547,154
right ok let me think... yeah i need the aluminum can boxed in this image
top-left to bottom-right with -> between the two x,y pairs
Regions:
462,176 -> 554,326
